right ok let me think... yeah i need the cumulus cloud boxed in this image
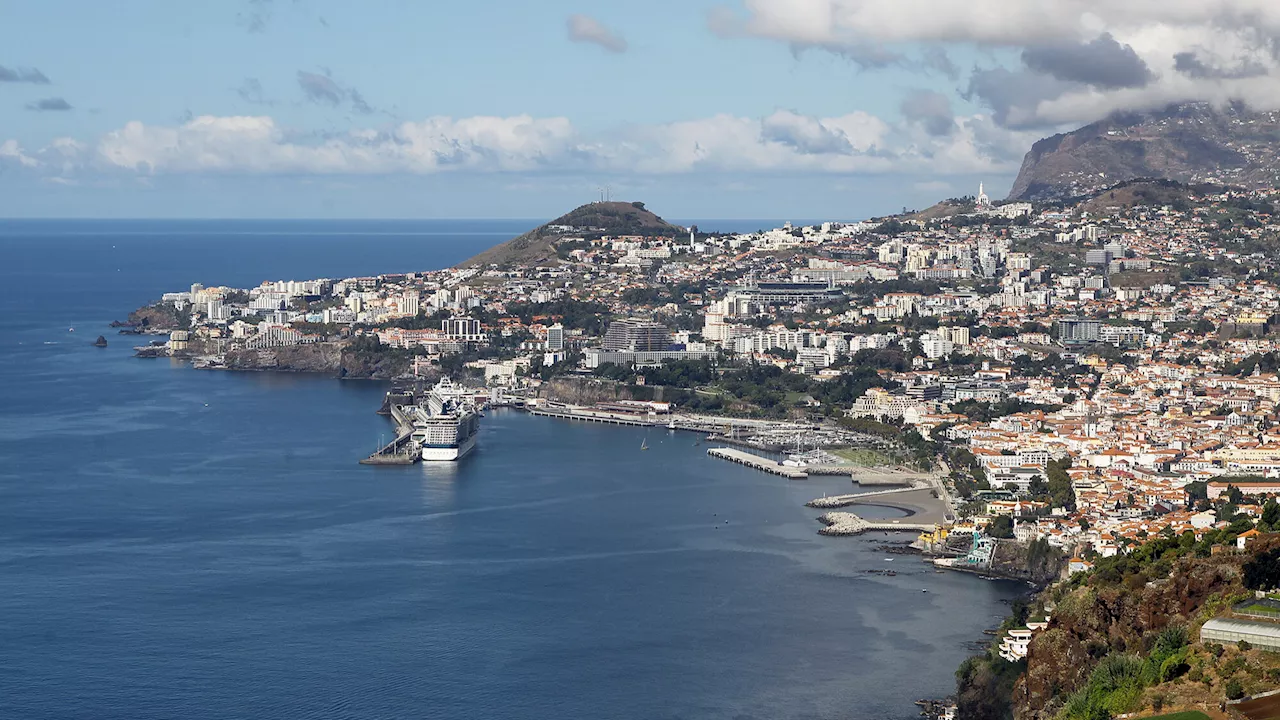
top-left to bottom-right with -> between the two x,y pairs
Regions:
1174,51 -> 1268,80
0,65 -> 50,84
567,15 -> 628,53
297,70 -> 372,114
1021,33 -> 1152,89
711,0 -> 1280,129
26,97 -> 72,112
900,90 -> 954,137
2,108 -> 1033,183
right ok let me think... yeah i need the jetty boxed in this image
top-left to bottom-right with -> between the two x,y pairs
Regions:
806,485 -> 928,509
706,448 -> 808,479
359,431 -> 419,465
818,512 -> 936,536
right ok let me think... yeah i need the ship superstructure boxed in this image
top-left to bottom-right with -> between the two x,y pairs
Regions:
404,379 -> 480,461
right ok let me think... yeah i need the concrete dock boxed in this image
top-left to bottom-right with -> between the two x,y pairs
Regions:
360,431 -> 419,465
806,485 -> 927,509
706,448 -> 808,479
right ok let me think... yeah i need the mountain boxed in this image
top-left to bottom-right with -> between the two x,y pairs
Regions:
1008,102 -> 1280,202
459,201 -> 684,268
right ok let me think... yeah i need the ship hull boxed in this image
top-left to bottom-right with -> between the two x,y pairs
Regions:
421,432 -> 477,462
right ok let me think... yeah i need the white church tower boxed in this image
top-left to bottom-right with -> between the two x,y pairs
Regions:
976,182 -> 992,210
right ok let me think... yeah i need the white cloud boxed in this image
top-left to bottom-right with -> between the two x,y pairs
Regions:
0,139 -> 39,168
713,0 -> 1280,129
4,110 -> 1029,180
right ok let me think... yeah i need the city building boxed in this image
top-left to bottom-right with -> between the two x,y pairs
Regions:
546,324 -> 565,352
1058,317 -> 1101,344
602,319 -> 672,352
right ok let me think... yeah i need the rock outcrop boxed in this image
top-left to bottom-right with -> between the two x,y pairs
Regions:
127,304 -> 186,332
221,341 -> 411,379
1013,554 -> 1244,720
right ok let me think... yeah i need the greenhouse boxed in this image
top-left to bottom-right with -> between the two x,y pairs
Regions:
1200,617 -> 1280,652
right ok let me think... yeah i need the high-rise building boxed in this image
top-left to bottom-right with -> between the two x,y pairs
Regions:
546,324 -> 565,351
1085,249 -> 1113,266
442,316 -> 483,340
602,319 -> 671,352
1058,318 -> 1101,344
402,292 -> 420,317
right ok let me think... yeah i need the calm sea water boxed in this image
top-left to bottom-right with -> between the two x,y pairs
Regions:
0,220 -> 1021,720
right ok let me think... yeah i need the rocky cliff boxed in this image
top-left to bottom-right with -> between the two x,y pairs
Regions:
223,341 -> 411,379
127,303 -> 187,332
1013,555 -> 1244,720
1009,102 -> 1280,202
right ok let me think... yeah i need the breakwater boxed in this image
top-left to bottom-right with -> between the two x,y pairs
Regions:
818,512 -> 937,536
806,485 -> 928,509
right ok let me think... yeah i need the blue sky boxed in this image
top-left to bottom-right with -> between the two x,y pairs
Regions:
1,1 -> 1267,218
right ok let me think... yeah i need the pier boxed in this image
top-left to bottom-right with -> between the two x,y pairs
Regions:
706,448 -> 808,479
359,431 -> 419,465
806,485 -> 928,509
818,512 -> 936,536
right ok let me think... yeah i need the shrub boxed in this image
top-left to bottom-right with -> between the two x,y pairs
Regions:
1225,678 -> 1245,700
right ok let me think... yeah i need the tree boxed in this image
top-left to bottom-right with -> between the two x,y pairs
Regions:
1028,476 -> 1049,497
990,515 -> 1015,539
1046,458 -> 1076,510
1263,498 -> 1280,528
1244,547 -> 1280,590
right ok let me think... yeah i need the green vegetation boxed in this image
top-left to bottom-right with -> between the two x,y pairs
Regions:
950,398 -> 1065,423
1058,627 -> 1192,720
1244,546 -> 1280,590
830,448 -> 894,467
1138,711 -> 1211,720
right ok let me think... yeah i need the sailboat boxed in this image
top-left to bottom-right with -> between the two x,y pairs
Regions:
640,438 -> 649,451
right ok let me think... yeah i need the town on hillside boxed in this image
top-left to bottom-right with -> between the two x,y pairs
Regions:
122,182 -> 1280,564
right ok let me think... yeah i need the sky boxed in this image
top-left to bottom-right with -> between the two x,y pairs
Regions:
3,0 -> 1280,219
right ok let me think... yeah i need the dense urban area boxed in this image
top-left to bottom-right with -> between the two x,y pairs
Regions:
120,181 -> 1280,720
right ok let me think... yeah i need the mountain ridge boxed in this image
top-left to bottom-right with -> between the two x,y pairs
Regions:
1008,102 -> 1280,202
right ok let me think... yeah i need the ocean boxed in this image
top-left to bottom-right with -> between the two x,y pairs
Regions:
0,220 -> 1021,720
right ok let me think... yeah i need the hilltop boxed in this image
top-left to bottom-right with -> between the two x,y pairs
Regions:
1009,102 -> 1280,202
459,201 -> 684,268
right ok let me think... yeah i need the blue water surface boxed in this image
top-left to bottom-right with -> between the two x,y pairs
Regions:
0,220 -> 1020,720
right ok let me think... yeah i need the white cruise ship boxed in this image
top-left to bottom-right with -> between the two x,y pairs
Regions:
405,379 -> 480,462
